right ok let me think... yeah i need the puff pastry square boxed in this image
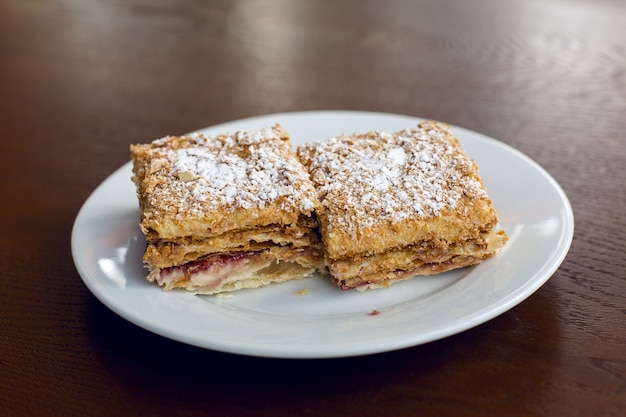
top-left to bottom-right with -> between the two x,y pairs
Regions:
130,124 -> 324,294
297,121 -> 508,291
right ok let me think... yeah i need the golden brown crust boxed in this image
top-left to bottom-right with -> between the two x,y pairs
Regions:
297,121 -> 508,290
131,124 -> 321,240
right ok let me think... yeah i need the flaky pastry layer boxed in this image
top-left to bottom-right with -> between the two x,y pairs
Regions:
332,229 -> 508,290
144,229 -> 321,268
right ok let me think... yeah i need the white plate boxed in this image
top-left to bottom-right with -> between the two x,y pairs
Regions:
72,111 -> 574,358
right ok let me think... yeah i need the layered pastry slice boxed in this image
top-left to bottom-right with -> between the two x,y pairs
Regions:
297,121 -> 508,291
130,124 -> 324,294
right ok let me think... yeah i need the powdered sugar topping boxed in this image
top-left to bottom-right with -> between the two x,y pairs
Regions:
139,126 -> 317,221
300,123 -> 487,230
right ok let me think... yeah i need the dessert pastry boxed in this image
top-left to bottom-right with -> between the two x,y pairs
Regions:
297,121 -> 508,291
130,124 -> 325,294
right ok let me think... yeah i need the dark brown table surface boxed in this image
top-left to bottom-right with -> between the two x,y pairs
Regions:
1,0 -> 625,416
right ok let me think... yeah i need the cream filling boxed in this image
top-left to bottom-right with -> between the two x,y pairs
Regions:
151,251 -> 317,294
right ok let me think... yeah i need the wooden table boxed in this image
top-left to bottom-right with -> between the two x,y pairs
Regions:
1,1 -> 625,415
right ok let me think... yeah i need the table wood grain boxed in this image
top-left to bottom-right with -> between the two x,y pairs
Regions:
1,1 -> 625,416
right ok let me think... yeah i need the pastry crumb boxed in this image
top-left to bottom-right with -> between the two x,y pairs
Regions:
214,293 -> 234,299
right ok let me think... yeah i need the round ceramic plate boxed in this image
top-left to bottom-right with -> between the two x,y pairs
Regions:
72,111 -> 574,358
